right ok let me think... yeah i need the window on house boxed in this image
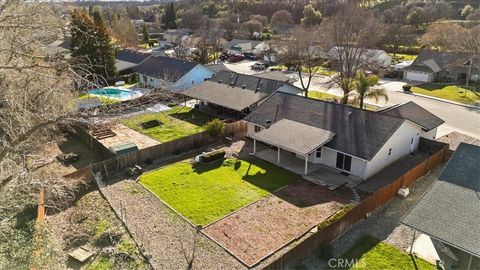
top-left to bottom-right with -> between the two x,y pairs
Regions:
336,153 -> 352,172
411,138 -> 414,144
388,148 -> 392,156
254,125 -> 261,132
150,77 -> 153,82
142,75 -> 147,82
191,80 -> 195,84
316,148 -> 322,158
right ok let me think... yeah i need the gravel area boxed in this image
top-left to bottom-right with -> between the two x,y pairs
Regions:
296,166 -> 443,269
100,178 -> 246,270
97,124 -> 160,150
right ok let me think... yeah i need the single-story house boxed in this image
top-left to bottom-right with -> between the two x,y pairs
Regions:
163,28 -> 192,43
135,56 -> 215,91
401,142 -> 480,269
115,49 -> 151,76
226,39 -> 263,55
182,70 -> 303,118
403,51 -> 480,83
245,93 -> 443,179
327,46 -> 392,70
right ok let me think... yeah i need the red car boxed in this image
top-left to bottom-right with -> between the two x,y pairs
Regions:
227,54 -> 245,62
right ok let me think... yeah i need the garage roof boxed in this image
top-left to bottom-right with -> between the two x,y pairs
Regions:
401,143 -> 480,257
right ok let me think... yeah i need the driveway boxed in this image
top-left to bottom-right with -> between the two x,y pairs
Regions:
222,60 -> 261,75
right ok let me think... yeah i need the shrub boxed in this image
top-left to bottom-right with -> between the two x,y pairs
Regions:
204,118 -> 225,137
201,150 -> 225,163
402,84 -> 412,92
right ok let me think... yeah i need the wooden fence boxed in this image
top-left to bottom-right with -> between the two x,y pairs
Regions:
64,120 -> 248,183
263,140 -> 449,269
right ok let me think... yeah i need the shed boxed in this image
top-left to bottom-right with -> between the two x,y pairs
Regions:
109,142 -> 139,156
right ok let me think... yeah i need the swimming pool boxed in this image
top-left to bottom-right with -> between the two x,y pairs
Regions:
88,87 -> 143,101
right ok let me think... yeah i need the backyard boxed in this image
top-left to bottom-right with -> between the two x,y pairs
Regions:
412,84 -> 480,105
139,157 -> 299,225
330,235 -> 434,269
121,106 -> 215,142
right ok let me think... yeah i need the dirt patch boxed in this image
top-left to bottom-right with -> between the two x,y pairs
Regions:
96,124 -> 160,150
202,180 -> 349,267
47,190 -> 150,269
39,135 -> 109,175
437,131 -> 480,151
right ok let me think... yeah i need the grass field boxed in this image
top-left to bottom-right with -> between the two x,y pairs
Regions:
330,235 -> 434,269
308,91 -> 341,101
140,158 -> 298,225
388,53 -> 418,64
412,84 -> 480,105
121,106 -> 214,142
78,94 -> 118,105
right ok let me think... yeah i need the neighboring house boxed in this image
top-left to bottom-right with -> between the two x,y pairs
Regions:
163,28 -> 192,43
45,39 -> 71,57
135,56 -> 214,91
182,70 -> 303,118
401,143 -> 480,269
403,51 -> 480,83
327,46 -> 392,70
245,93 -> 443,179
226,39 -> 263,55
115,49 -> 151,76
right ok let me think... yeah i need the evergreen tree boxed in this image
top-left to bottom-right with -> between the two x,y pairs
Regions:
163,2 -> 177,29
70,9 -> 117,81
142,24 -> 150,44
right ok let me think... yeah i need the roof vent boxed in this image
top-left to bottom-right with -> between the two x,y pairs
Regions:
346,111 -> 352,120
255,87 -> 260,93
218,80 -> 222,83
266,119 -> 272,127
230,81 -> 234,86
242,85 -> 246,89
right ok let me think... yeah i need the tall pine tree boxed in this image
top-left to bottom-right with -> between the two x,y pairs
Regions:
163,3 -> 177,29
70,8 -> 117,82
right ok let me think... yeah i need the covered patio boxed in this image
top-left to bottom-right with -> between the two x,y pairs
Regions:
252,119 -> 336,175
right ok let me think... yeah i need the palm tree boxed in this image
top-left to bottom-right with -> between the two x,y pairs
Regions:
351,71 -> 388,109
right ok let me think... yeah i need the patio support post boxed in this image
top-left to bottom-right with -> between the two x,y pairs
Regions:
277,147 -> 280,163
304,155 -> 308,175
253,138 -> 256,155
467,254 -> 473,270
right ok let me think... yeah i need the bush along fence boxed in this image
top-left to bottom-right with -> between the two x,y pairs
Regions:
262,139 -> 449,269
64,120 -> 248,183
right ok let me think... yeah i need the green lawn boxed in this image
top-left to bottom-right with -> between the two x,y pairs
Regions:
388,53 -> 417,64
140,158 -> 298,225
308,91 -> 341,101
330,235 -> 434,270
412,84 -> 480,105
121,106 -> 214,142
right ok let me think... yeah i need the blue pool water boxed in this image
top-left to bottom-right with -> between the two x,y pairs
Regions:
88,88 -> 142,100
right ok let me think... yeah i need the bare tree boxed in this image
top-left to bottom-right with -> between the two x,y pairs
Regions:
421,20 -> 480,54
321,4 -> 384,103
0,1 -> 89,267
277,27 -> 322,97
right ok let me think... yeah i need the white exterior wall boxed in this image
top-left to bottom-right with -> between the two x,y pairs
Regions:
171,65 -> 215,91
366,121 -> 422,179
319,147 -> 366,179
137,65 -> 214,91
421,127 -> 438,140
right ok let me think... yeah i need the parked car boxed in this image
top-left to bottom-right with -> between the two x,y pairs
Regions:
219,52 -> 231,61
251,62 -> 268,70
227,54 -> 245,62
243,52 -> 257,60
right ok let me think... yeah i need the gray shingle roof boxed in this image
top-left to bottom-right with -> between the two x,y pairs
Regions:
245,92 -> 406,160
377,101 -> 444,131
404,51 -> 480,73
253,119 -> 336,155
183,70 -> 299,111
115,50 -> 151,72
226,39 -> 262,50
401,143 -> 480,257
134,56 -> 198,82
